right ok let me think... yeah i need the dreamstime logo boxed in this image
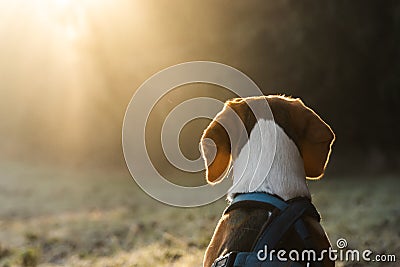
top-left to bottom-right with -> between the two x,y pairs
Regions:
122,61 -> 276,207
256,238 -> 397,264
336,238 -> 347,249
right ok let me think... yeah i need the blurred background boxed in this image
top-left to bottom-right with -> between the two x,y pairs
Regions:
0,1 -> 399,266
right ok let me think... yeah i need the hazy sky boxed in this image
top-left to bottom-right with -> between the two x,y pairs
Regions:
1,0 -> 398,171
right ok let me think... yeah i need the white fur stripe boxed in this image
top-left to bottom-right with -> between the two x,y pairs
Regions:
228,119 -> 310,201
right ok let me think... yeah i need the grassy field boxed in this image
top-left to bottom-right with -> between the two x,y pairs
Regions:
0,161 -> 399,266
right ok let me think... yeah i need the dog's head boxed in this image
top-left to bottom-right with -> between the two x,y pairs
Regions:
200,95 -> 335,184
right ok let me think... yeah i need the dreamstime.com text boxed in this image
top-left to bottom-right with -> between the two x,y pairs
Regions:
257,238 -> 396,264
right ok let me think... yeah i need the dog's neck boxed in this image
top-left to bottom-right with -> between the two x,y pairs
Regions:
228,119 -> 311,201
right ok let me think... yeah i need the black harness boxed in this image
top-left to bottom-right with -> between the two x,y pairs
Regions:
211,193 -> 323,267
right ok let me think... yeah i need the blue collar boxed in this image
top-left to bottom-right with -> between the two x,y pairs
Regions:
225,192 -> 319,223
230,192 -> 288,211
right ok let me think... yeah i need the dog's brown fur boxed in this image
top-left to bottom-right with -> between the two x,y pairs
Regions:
204,208 -> 333,267
201,96 -> 335,267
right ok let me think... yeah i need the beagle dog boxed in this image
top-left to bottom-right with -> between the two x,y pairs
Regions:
200,96 -> 335,267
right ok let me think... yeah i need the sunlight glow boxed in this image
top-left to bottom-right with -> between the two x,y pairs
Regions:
42,0 -> 89,42
0,0 -> 149,159
55,0 -> 72,9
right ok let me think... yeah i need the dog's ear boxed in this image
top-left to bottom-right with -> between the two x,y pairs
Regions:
289,99 -> 335,179
200,102 -> 243,184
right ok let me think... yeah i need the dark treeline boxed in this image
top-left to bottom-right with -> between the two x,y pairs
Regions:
1,1 -> 399,174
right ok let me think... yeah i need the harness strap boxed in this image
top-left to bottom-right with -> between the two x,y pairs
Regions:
212,251 -> 305,267
212,193 -> 323,267
235,252 -> 306,267
252,198 -> 318,251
